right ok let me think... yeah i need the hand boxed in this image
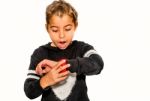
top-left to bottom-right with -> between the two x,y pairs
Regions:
40,60 -> 70,88
36,59 -> 57,75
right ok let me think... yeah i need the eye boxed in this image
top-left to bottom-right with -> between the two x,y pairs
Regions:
51,28 -> 58,33
65,28 -> 71,31
52,29 -> 58,33
65,26 -> 72,31
50,26 -> 58,33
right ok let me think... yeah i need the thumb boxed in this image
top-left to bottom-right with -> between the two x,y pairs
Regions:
36,64 -> 43,75
45,60 -> 57,68
43,66 -> 51,74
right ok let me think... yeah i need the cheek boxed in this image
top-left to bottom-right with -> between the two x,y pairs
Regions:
49,30 -> 58,37
66,31 -> 73,36
48,32 -> 57,40
68,30 -> 75,35
67,34 -> 74,41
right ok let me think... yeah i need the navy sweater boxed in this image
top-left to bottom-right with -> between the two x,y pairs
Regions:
24,40 -> 104,101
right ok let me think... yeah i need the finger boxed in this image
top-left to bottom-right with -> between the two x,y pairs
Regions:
41,59 -> 57,68
54,59 -> 66,70
38,59 -> 49,68
58,71 -> 70,78
36,59 -> 51,74
57,76 -> 68,82
36,59 -> 47,74
43,66 -> 51,74
56,64 -> 70,73
36,64 -> 43,75
45,60 -> 57,68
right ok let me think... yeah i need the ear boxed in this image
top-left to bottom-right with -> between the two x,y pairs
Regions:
45,24 -> 48,32
74,22 -> 78,30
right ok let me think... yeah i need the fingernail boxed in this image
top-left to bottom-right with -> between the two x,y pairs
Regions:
63,59 -> 66,62
68,64 -> 71,67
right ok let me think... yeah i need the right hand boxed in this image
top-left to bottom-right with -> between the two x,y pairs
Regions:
36,59 -> 57,75
40,60 -> 70,89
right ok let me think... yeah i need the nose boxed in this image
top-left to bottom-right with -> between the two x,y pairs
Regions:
59,30 -> 65,38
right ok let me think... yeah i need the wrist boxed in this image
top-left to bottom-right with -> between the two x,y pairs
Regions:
40,74 -> 55,89
40,76 -> 49,89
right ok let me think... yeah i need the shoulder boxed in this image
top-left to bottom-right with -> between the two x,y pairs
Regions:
31,43 -> 50,58
75,40 -> 94,50
73,40 -> 93,48
73,40 -> 95,56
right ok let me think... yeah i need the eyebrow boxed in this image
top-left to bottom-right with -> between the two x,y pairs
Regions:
50,24 -> 72,28
64,24 -> 72,27
50,26 -> 58,29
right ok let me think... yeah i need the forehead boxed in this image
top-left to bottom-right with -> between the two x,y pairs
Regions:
49,14 -> 74,26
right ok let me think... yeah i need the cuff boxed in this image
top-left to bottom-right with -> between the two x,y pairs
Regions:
67,59 -> 78,73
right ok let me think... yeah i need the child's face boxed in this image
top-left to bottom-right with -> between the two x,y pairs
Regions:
46,14 -> 76,50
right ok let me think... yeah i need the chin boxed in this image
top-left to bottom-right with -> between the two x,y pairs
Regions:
57,45 -> 67,50
58,43 -> 69,50
59,47 -> 67,50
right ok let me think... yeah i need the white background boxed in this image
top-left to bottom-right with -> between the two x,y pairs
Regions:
0,0 -> 150,101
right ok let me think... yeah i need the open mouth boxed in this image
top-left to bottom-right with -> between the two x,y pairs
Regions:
58,41 -> 68,49
59,41 -> 66,44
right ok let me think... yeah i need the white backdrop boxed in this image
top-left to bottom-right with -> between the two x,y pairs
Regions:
0,0 -> 150,101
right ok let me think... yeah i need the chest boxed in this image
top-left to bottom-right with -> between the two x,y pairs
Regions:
46,47 -> 82,61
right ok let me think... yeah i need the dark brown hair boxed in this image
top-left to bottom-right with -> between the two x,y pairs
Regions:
46,0 -> 78,27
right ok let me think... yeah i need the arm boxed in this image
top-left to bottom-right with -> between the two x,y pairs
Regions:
24,77 -> 43,99
24,60 -> 70,99
68,52 -> 104,75
24,48 -> 70,99
68,42 -> 104,75
24,48 -> 45,99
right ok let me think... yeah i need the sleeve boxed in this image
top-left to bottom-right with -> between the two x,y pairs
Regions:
68,42 -> 104,75
24,48 -> 46,99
